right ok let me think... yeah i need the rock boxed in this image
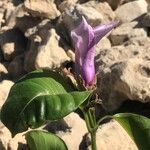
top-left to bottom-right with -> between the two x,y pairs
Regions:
35,29 -> 70,69
45,113 -> 137,150
5,2 -> 25,28
0,80 -> 14,107
58,0 -> 77,12
146,0 -> 150,11
15,15 -> 42,34
115,0 -> 148,23
8,54 -> 26,80
83,1 -> 116,22
96,44 -> 150,111
0,63 -> 8,81
56,113 -> 88,150
0,8 -> 5,28
24,40 -> 39,72
24,26 -> 70,72
62,4 -> 103,31
0,28 -> 27,61
67,50 -> 75,62
0,122 -> 27,150
110,22 -> 147,46
24,0 -> 60,19
90,120 -> 137,150
100,0 -> 121,10
142,12 -> 150,27
96,38 -> 111,55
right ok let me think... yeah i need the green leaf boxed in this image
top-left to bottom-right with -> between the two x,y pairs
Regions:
113,113 -> 150,150
25,130 -> 68,150
1,70 -> 91,136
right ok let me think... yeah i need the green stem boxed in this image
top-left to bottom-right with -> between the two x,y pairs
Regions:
97,115 -> 112,125
90,131 -> 97,150
82,109 -> 97,150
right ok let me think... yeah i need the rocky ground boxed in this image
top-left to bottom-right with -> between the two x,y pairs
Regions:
0,0 -> 150,149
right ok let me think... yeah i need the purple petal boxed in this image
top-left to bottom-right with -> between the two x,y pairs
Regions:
71,16 -> 94,68
93,21 -> 119,44
82,46 -> 95,86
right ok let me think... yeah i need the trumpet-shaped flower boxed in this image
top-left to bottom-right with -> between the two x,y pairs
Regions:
71,17 -> 119,86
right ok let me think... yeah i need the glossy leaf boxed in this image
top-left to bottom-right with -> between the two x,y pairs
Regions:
1,70 -> 91,136
113,113 -> 150,150
25,130 -> 68,150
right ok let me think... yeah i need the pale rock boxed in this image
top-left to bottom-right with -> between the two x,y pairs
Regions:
24,0 -> 60,19
56,113 -> 88,150
0,80 -> 14,107
115,0 -> 148,23
96,43 -> 150,110
4,3 -> 23,28
96,44 -> 142,71
104,58 -> 150,110
24,19 -> 51,72
142,12 -> 150,27
35,29 -> 70,69
0,122 -> 26,150
62,4 -> 103,31
0,8 -> 5,28
83,1 -> 116,22
58,0 -> 77,12
89,120 -> 137,150
124,37 -> 150,48
96,38 -> 111,55
110,22 -> 147,45
0,29 -> 27,61
8,54 -> 25,79
100,0 -> 121,10
24,19 -> 51,39
47,113 -> 137,149
67,50 -> 75,62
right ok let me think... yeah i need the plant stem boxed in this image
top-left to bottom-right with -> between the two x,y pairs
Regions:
90,131 -> 97,150
82,109 -> 97,150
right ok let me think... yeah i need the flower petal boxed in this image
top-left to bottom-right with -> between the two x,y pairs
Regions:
82,46 -> 95,86
71,16 -> 94,67
93,21 -> 119,44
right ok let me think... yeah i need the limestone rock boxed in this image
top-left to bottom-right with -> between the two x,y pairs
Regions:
0,28 -> 27,61
35,29 -> 70,69
46,113 -> 137,150
58,0 -> 77,12
96,38 -> 111,55
0,80 -> 14,107
4,3 -> 24,28
115,0 -> 148,23
97,44 -> 150,111
110,22 -> 147,46
82,1 -> 116,22
100,0 -> 121,10
57,113 -> 88,150
90,120 -> 137,150
24,0 -> 60,19
0,122 -> 26,150
62,4 -> 103,31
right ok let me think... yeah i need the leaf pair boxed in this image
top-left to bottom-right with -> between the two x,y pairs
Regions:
0,70 -> 91,136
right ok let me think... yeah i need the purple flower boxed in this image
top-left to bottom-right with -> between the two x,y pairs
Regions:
71,17 -> 119,86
